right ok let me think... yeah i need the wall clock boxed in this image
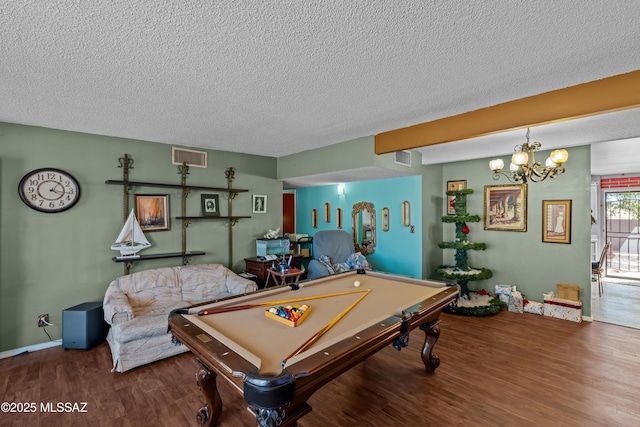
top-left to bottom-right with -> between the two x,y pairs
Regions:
18,168 -> 81,213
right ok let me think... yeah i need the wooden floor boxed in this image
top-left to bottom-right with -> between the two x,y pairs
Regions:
2,310 -> 640,427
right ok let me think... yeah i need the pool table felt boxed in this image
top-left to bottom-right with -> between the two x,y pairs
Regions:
184,271 -> 448,375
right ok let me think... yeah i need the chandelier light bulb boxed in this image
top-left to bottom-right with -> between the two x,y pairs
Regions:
489,159 -> 504,171
512,151 -> 529,166
510,162 -> 519,171
545,157 -> 557,167
550,149 -> 569,165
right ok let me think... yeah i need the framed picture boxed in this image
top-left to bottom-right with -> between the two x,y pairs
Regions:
252,195 -> 267,213
201,194 -> 220,217
447,180 -> 467,214
135,194 -> 170,232
484,184 -> 527,232
543,200 -> 572,244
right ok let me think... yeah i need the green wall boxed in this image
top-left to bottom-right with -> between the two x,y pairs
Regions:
0,122 -> 281,352
428,145 -> 592,315
277,135 -> 424,181
421,163 -> 444,279
0,121 -> 594,353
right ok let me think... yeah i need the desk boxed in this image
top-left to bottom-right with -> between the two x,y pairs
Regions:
266,267 -> 304,287
169,270 -> 458,427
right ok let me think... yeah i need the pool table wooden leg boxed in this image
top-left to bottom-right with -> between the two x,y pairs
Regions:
419,319 -> 441,373
195,359 -> 223,426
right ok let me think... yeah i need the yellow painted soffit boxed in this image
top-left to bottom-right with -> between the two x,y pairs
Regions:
374,70 -> 640,155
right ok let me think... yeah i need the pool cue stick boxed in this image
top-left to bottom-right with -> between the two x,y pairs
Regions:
281,289 -> 371,367
197,289 -> 369,316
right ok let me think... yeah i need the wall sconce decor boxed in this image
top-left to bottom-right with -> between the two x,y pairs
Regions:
324,202 -> 330,222
402,201 -> 411,226
336,208 -> 343,228
489,128 -> 568,183
382,207 -> 389,231
312,209 -> 318,228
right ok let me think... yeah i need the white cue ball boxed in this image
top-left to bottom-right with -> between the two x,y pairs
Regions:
354,280 -> 361,287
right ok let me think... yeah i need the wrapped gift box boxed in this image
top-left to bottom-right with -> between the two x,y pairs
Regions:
524,300 -> 543,315
543,297 -> 582,323
495,284 -> 514,305
508,290 -> 524,314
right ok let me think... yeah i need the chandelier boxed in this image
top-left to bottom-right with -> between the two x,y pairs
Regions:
489,128 -> 568,183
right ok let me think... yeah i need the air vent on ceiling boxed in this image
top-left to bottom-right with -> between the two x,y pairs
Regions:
172,147 -> 207,168
393,150 -> 411,167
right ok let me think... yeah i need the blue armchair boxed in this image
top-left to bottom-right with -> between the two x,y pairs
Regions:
307,230 -> 369,280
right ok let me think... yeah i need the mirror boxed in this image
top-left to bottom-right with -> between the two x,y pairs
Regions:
382,207 -> 389,232
352,201 -> 376,255
336,208 -> 343,229
312,209 -> 318,228
324,202 -> 330,222
402,201 -> 411,226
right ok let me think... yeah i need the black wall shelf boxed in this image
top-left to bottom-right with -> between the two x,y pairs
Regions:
112,251 -> 206,263
107,154 -> 249,274
105,179 -> 248,193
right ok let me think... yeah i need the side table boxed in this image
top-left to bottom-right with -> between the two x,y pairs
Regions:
244,255 -> 303,287
266,267 -> 305,287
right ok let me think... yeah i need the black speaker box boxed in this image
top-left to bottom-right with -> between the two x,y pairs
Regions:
62,302 -> 109,350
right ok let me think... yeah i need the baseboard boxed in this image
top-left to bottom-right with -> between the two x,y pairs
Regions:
582,315 -> 593,322
0,340 -> 62,360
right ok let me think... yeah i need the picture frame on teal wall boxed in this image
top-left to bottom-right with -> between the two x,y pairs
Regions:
542,200 -> 571,244
484,184 -> 527,232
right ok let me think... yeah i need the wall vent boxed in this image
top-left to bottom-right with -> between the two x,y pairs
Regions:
172,147 -> 207,168
393,150 -> 411,167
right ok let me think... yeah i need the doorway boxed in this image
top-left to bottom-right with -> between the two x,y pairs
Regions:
605,190 -> 640,280
590,189 -> 640,330
282,192 -> 295,235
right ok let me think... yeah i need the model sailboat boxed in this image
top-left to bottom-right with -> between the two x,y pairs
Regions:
111,209 -> 151,258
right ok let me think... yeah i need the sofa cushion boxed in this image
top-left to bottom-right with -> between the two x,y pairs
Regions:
116,267 -> 182,308
179,263 -> 256,302
111,301 -> 189,343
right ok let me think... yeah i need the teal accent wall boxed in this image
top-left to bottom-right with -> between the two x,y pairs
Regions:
295,175 -> 423,278
436,145 -> 592,315
0,122 -> 281,352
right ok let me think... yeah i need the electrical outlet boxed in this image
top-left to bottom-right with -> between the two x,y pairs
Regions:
37,313 -> 49,327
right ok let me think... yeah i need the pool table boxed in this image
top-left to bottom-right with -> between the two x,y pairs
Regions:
168,270 -> 458,427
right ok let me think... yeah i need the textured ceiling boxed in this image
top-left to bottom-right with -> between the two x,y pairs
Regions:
1,1 -> 639,168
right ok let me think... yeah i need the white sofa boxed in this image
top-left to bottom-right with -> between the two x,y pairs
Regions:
103,263 -> 257,372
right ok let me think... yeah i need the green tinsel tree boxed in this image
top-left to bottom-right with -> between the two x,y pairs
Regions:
436,189 -> 503,316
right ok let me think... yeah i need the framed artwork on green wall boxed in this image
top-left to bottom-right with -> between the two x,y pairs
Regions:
447,180 -> 466,214
135,194 -> 170,231
201,194 -> 220,217
253,195 -> 267,213
483,184 -> 527,232
542,200 -> 571,244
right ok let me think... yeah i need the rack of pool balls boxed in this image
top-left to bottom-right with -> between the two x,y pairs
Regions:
265,304 -> 311,327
